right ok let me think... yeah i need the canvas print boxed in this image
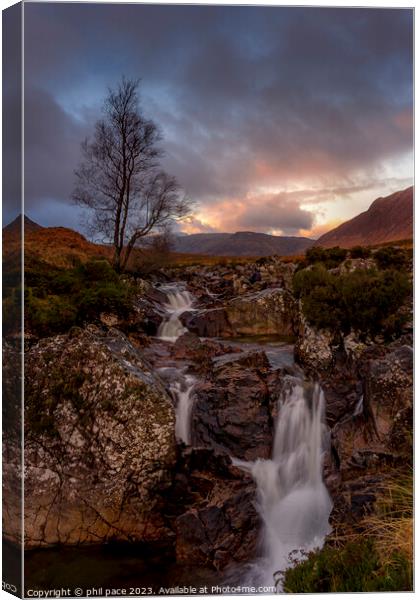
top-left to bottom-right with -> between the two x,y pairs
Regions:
2,2 -> 413,596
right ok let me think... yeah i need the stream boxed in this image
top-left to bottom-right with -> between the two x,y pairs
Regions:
25,282 -> 332,594
154,283 -> 332,591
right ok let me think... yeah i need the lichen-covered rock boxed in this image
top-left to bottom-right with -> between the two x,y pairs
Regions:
294,316 -> 335,375
15,326 -> 177,549
2,343 -> 23,547
226,288 -> 298,336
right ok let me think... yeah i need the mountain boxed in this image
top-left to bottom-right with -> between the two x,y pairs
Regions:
3,216 -> 111,269
3,214 -> 43,236
316,186 -> 413,248
173,231 -> 314,257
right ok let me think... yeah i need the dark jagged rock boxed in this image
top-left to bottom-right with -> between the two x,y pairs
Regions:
169,448 -> 259,570
192,351 -> 274,460
181,308 -> 232,338
172,332 -> 241,368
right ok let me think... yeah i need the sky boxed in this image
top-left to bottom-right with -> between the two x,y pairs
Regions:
4,3 -> 414,239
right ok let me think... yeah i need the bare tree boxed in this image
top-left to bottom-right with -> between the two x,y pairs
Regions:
73,77 -> 190,272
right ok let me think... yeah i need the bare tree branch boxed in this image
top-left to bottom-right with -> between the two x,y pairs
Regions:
72,76 -> 191,272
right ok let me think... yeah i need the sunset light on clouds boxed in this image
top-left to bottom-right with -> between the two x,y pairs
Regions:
4,4 -> 412,239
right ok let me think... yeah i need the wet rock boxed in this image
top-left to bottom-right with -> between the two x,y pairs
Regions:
172,332 -> 240,368
172,448 -> 259,570
16,326 -> 177,549
181,308 -> 232,338
192,351 -> 273,460
328,475 -> 384,532
131,296 -> 164,335
226,288 -> 298,337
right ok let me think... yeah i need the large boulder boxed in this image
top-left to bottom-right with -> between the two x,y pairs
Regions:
192,351 -> 273,460
16,326 -> 177,549
226,288 -> 298,337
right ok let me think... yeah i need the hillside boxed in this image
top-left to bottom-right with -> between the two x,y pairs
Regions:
3,215 -> 42,236
3,216 -> 111,270
316,186 -> 413,248
173,231 -> 314,257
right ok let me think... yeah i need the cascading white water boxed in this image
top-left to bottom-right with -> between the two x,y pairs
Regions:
233,380 -> 332,589
170,374 -> 196,444
157,289 -> 194,342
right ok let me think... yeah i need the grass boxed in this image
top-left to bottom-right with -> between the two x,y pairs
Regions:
361,470 -> 413,574
281,469 -> 413,593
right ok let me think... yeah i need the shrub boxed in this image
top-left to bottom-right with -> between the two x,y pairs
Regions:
305,246 -> 347,269
293,266 -> 411,340
75,282 -> 131,321
3,287 -> 22,335
26,292 -> 78,337
374,246 -> 409,270
350,245 -> 372,259
24,259 -> 133,337
340,269 -> 411,339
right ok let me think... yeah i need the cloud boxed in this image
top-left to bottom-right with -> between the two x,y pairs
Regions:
24,87 -> 88,209
194,192 -> 315,236
18,4 -> 413,233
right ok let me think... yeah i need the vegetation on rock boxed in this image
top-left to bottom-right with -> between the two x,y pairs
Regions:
293,263 -> 411,340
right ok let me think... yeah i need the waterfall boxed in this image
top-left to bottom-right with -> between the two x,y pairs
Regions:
233,380 -> 332,589
170,375 -> 196,444
157,289 -> 194,342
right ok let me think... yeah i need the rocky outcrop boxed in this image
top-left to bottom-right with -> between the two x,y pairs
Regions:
324,343 -> 413,532
168,448 -> 259,570
226,288 -> 298,337
16,326 -> 177,549
192,351 -> 273,460
294,316 -> 335,375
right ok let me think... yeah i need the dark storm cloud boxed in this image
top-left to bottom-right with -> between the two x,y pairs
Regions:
21,3 -> 413,232
24,87 -> 86,204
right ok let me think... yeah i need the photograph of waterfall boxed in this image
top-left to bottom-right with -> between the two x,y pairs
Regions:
2,0 -> 414,597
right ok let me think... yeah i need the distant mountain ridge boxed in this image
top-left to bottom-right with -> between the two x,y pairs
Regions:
316,186 -> 413,248
173,231 -> 314,257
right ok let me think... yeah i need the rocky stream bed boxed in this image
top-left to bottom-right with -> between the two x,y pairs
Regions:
3,256 -> 413,593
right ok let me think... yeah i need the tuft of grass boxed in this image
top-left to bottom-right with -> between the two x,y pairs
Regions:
282,470 -> 413,593
361,470 -> 413,575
